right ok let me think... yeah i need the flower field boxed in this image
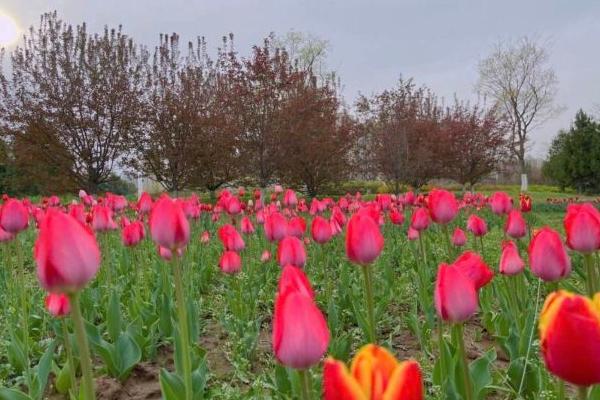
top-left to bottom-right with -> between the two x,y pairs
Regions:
0,187 -> 599,399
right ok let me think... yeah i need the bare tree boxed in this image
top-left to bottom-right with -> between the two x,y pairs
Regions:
476,36 -> 561,190
0,12 -> 146,193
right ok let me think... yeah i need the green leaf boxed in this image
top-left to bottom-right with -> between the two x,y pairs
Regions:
469,348 -> 496,400
113,332 -> 142,381
30,340 -> 56,400
55,360 -> 73,395
0,389 -> 32,400
159,369 -> 185,400
107,291 -> 122,342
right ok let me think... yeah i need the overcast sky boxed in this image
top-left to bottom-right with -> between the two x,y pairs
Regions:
2,0 -> 599,157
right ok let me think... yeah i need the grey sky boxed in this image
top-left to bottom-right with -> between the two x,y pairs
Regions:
2,0 -> 599,157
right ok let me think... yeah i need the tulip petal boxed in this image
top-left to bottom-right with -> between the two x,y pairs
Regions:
382,360 -> 424,400
323,358 -> 368,400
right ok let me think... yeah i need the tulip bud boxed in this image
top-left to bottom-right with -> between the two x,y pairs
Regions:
410,208 -> 430,231
499,240 -> 524,276
346,211 -> 384,265
277,236 -> 307,268
45,293 -> 71,317
435,263 -> 478,323
452,227 -> 467,247
264,212 -> 287,242
407,227 -> 419,241
389,208 -> 404,225
564,203 -> 600,253
311,216 -> 332,244
218,224 -> 245,252
219,251 -> 242,274
35,210 -> 101,293
466,214 -> 487,237
260,250 -> 271,262
505,210 -> 527,239
149,195 -> 190,251
428,189 -> 458,224
0,198 -> 29,234
528,227 -> 571,282
122,221 -> 145,247
240,216 -> 255,234
489,192 -> 513,215
283,189 -> 298,208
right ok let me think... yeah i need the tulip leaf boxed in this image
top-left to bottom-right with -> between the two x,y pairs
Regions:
55,360 -> 73,394
0,389 -> 32,400
107,291 -> 122,342
159,369 -> 185,400
113,332 -> 142,381
469,348 -> 496,399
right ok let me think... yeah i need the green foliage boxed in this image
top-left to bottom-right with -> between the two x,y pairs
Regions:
543,110 -> 600,194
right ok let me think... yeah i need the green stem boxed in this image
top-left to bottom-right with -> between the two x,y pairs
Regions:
298,369 -> 312,400
62,319 -> 78,397
418,233 -> 428,268
454,323 -> 473,400
68,292 -> 95,400
15,238 -> 32,392
441,224 -> 453,259
172,255 -> 193,400
517,279 -> 542,397
361,265 -> 376,343
478,236 -> 485,260
557,379 -> 565,400
578,386 -> 589,400
583,253 -> 596,297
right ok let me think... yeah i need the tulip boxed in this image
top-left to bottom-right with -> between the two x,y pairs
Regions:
91,205 -> 118,232
240,216 -> 255,234
564,203 -> 600,254
34,209 -> 100,400
149,195 -> 190,252
505,210 -> 527,239
466,214 -> 487,237
528,227 -> 571,282
0,198 -> 29,234
137,192 -> 153,215
539,290 -> 600,388
428,189 -> 458,224
277,236 -> 307,268
389,208 -> 404,225
260,250 -> 271,262
35,210 -> 101,293
435,263 -> 479,323
219,251 -> 242,274
452,251 -> 493,290
346,212 -> 384,266
218,224 -> 245,252
489,191 -> 513,215
0,225 -> 14,242
499,241 -> 525,276
323,344 -> 424,400
122,221 -> 145,247
452,227 -> 466,247
410,208 -> 430,231
311,216 -> 332,244
283,189 -> 298,208
287,216 -> 306,238
45,293 -> 71,317
272,266 -> 329,370
520,194 -> 532,213
226,196 -> 242,215
264,212 -> 287,242
407,227 -> 419,241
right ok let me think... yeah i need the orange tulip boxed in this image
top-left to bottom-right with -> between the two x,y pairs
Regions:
323,344 -> 423,400
539,290 -> 600,386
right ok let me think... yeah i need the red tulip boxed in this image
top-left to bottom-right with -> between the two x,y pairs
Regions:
45,293 -> 71,317
272,267 -> 329,369
277,236 -> 307,268
407,227 -> 419,241
149,195 -> 190,251
499,240 -> 524,276
452,227 -> 467,247
226,196 -> 242,216
0,225 -> 14,242
346,211 -> 384,265
240,216 -> 255,234
35,210 -> 101,293
278,264 -> 314,299
539,291 -> 600,386
311,216 -> 332,244
0,198 -> 29,234
410,208 -> 430,231
505,210 -> 527,239
528,227 -> 571,282
264,212 -> 287,242
137,192 -> 153,214
489,192 -> 513,215
466,214 -> 487,237
520,194 -> 532,213
287,216 -> 306,238
219,251 -> 242,274
428,189 -> 458,224
389,208 -> 404,225
435,263 -> 478,323
453,251 -> 493,290
122,221 -> 145,247
218,224 -> 245,252
564,203 -> 600,253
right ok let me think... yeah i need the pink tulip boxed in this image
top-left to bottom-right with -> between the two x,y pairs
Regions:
45,293 -> 71,317
410,208 -> 430,231
218,224 -> 245,252
311,216 -> 332,244
241,216 -> 255,234
346,211 -> 384,265
499,241 -> 524,276
505,210 -> 527,239
287,216 -> 306,238
283,189 -> 298,208
149,195 -> 190,251
219,251 -> 242,274
0,198 -> 29,234
264,212 -> 287,242
528,227 -> 571,281
35,210 -> 101,293
564,203 -> 600,253
489,192 -> 513,215
466,214 -> 487,237
122,221 -> 145,247
428,189 -> 458,224
91,205 -> 117,232
277,236 -> 307,268
453,251 -> 493,290
260,250 -> 271,262
435,263 -> 478,323
407,227 -> 420,241
452,227 -> 467,247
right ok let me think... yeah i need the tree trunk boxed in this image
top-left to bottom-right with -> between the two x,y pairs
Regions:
519,157 -> 528,192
